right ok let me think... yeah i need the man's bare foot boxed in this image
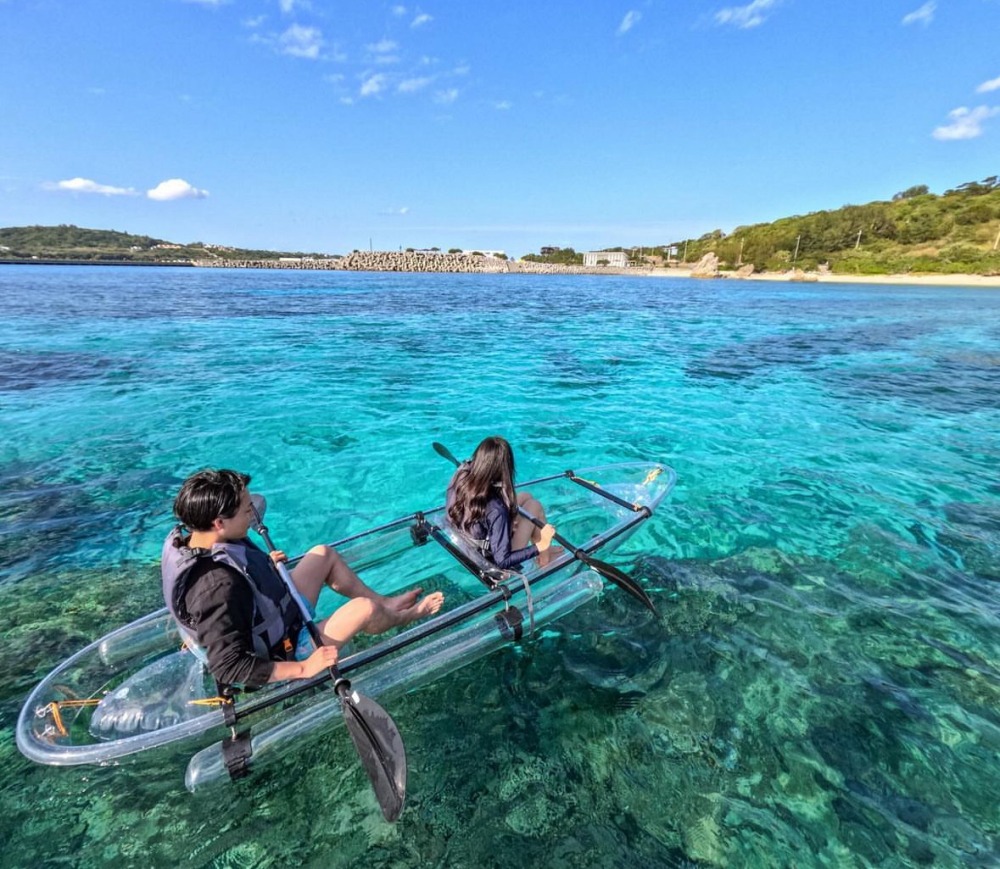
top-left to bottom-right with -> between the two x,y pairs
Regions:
385,588 -> 423,611
395,591 -> 444,625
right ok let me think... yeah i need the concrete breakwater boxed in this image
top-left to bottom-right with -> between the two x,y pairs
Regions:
194,250 -> 648,276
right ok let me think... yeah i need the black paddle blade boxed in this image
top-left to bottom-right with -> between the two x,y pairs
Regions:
338,687 -> 407,822
432,442 -> 460,466
583,554 -> 660,618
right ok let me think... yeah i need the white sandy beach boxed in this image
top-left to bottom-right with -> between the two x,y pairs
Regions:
650,268 -> 1000,288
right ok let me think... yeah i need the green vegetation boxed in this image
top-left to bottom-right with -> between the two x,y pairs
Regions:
660,177 -> 1000,275
0,225 -> 329,264
522,247 -> 584,265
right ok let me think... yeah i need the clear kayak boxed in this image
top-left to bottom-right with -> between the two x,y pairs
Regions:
17,463 -> 675,791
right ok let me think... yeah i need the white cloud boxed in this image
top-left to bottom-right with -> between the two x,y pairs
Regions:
977,75 -> 1000,94
434,88 -> 458,104
367,39 -> 399,63
279,24 -> 323,59
278,0 -> 310,13
183,0 -> 230,6
382,206 -> 410,216
902,2 -> 935,26
715,0 -> 780,29
243,15 -> 266,28
617,10 -> 641,35
412,13 -> 432,27
147,179 -> 209,201
360,73 -> 388,97
453,63 -> 470,76
47,177 -> 137,196
932,105 -> 999,140
368,39 -> 398,54
398,76 -> 433,93
391,5 -> 407,16
494,100 -> 512,110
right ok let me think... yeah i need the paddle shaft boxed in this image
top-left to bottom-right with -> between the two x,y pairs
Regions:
251,512 -> 333,659
249,503 -> 407,821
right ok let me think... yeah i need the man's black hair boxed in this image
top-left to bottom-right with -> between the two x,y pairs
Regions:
174,469 -> 251,531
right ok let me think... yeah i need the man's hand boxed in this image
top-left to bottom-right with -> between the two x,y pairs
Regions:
301,644 -> 339,679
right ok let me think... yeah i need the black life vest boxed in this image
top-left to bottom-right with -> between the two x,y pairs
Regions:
160,526 -> 300,660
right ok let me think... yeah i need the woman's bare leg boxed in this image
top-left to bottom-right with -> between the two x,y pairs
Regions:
513,492 -> 562,566
512,492 -> 545,549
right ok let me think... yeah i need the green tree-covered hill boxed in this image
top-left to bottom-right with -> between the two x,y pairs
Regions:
0,225 -> 326,264
663,177 -> 1000,275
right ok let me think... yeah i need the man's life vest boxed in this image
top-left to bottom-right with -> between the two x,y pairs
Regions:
161,526 -> 301,661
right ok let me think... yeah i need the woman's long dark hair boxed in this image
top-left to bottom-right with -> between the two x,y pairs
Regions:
447,436 -> 517,531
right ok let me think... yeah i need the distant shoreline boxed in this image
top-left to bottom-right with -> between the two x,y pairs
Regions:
0,258 -> 193,268
2,257 -> 997,287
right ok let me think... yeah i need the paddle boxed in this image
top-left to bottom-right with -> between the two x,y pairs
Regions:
432,441 -> 462,466
250,500 -> 407,822
431,442 -> 659,617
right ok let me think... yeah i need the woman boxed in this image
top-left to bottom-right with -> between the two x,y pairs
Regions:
446,436 -> 557,569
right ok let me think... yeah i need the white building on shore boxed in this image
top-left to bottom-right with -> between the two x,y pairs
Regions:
583,250 -> 628,267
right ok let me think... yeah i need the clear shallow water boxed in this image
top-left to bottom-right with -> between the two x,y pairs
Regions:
0,265 -> 998,867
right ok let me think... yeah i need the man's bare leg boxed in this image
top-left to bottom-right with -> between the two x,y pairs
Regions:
292,545 -> 444,628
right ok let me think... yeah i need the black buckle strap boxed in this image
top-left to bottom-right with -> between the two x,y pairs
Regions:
494,606 -> 523,641
221,730 -> 253,780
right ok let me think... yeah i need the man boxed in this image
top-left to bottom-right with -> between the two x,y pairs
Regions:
162,468 -> 444,690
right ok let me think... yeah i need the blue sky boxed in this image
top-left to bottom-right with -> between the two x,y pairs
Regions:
2,0 -> 998,257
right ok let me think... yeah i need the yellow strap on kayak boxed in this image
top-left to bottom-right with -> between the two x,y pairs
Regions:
44,699 -> 100,737
642,467 -> 662,486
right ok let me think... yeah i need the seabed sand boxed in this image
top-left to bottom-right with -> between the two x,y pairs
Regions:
648,268 -> 1000,288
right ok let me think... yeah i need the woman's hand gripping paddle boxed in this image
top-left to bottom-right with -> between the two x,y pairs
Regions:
250,498 -> 407,822
432,442 -> 659,617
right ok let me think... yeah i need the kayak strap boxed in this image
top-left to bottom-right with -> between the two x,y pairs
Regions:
222,730 -> 253,781
494,607 -> 523,641
566,470 -> 652,516
216,684 -> 253,780
514,571 -> 535,637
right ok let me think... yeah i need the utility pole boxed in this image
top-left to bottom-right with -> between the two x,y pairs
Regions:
855,229 -> 863,249
993,224 -> 1000,251
793,235 -> 801,267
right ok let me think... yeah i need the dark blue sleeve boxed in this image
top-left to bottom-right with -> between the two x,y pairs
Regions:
485,499 -> 537,570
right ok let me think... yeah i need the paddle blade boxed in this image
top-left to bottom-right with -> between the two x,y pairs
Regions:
339,687 -> 407,822
584,555 -> 660,618
432,442 -> 461,466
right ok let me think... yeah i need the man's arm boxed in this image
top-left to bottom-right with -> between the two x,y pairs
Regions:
185,565 -> 275,689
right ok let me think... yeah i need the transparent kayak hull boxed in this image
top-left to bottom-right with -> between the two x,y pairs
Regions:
17,463 -> 675,779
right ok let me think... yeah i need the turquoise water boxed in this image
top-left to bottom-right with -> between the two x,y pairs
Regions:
1,265 -> 998,867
